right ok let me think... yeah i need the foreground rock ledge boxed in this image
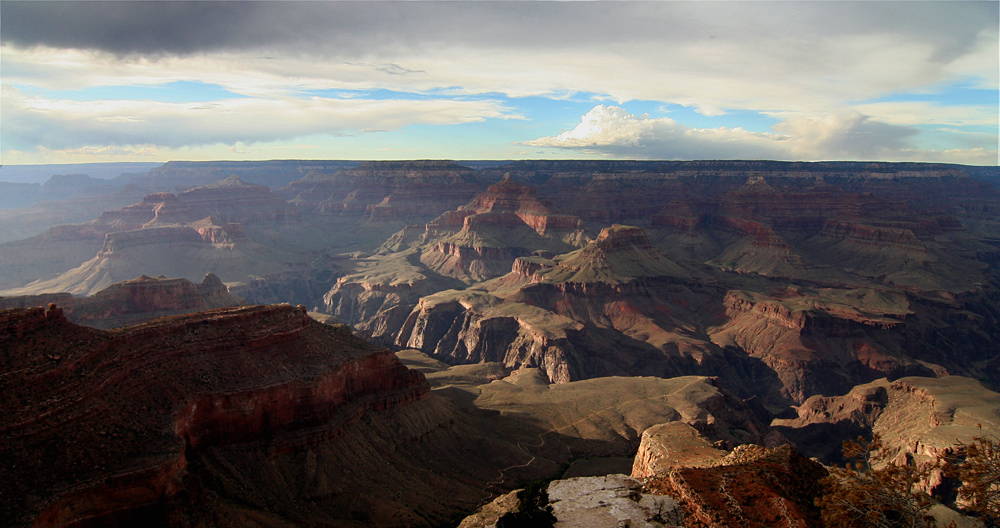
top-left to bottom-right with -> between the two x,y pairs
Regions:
460,474 -> 682,528
548,475 -> 682,528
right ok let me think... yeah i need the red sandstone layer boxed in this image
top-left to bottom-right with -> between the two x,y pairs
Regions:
0,304 -> 428,527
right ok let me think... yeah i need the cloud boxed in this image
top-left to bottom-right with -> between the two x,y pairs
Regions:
771,112 -> 918,160
229,143 -> 260,155
525,105 -> 787,159
2,2 -> 995,111
41,144 -> 161,158
3,2 -> 994,60
1,2 -> 995,163
851,101 -> 999,127
526,105 -> 996,165
1,85 -> 516,150
1,2 -> 271,55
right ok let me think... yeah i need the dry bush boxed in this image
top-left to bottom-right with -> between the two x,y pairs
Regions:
951,435 -> 1000,526
817,435 -> 938,528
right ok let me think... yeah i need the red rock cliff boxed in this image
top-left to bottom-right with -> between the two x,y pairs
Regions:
0,304 -> 428,527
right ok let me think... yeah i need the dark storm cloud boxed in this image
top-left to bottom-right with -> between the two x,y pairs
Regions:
1,1 -> 265,54
3,1 -> 995,59
0,1 -> 656,55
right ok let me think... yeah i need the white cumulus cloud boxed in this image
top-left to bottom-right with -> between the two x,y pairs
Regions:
525,105 -> 787,159
527,105 -> 997,165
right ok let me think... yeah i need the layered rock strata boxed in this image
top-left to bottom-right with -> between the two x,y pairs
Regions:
417,176 -> 587,282
772,376 -> 1000,475
709,288 -> 932,402
0,176 -> 310,297
284,160 -> 482,221
4,160 -> 1000,419
0,273 -> 242,329
396,226 -> 704,383
0,304 -> 445,527
322,249 -> 466,345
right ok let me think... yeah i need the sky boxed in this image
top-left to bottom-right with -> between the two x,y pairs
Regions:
1,1 -> 997,165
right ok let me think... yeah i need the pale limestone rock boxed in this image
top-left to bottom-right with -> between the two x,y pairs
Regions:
547,474 -> 682,528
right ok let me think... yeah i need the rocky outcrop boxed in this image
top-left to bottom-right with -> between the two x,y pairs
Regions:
448,371 -> 781,496
773,376 -> 1000,476
392,288 -> 728,386
177,175 -> 299,224
395,293 -> 584,382
0,304 -> 452,527
457,489 -> 526,528
0,273 -> 243,329
818,219 -> 929,253
642,444 -> 829,528
459,475 -> 683,528
631,422 -> 729,478
419,242 -> 532,283
416,177 -> 586,281
188,216 -> 246,245
419,213 -> 544,282
98,225 -> 207,255
466,447 -> 829,528
528,225 -> 690,283
94,192 -> 190,229
547,475 -> 683,527
456,175 -> 584,235
322,250 -> 467,344
709,288 -> 931,402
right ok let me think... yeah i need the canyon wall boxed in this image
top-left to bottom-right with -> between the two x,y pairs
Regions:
0,304 -> 494,527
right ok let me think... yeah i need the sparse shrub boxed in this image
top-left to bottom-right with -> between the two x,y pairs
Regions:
951,435 -> 1000,526
817,435 -> 937,528
495,481 -> 556,528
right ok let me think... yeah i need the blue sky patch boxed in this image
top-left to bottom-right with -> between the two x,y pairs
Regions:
12,81 -> 248,103
862,81 -> 998,107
